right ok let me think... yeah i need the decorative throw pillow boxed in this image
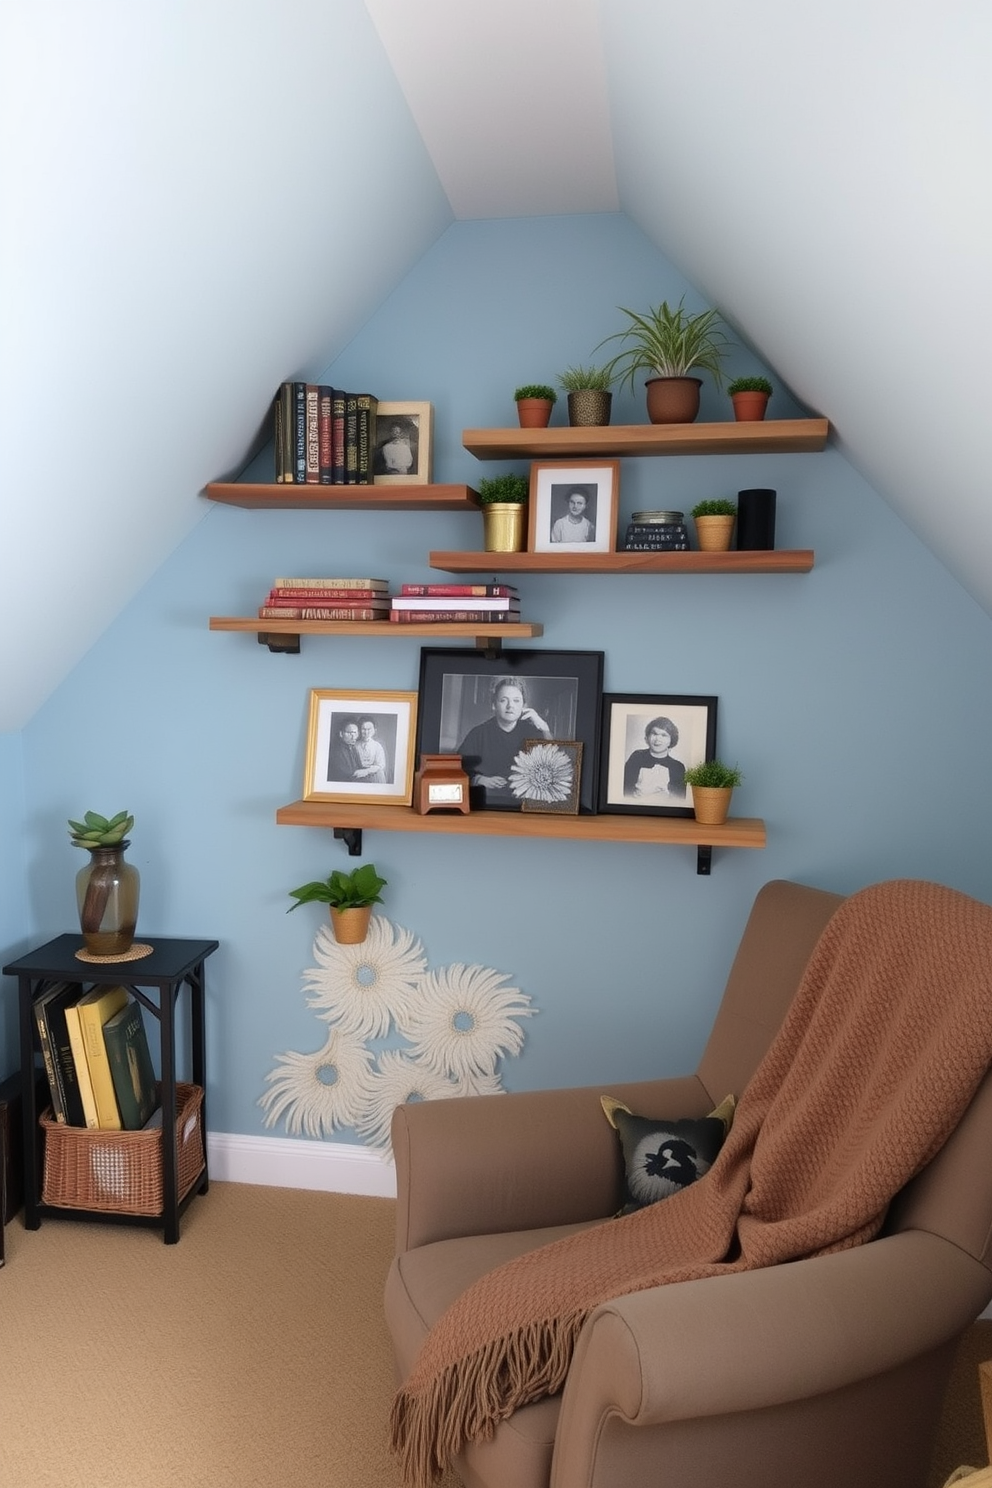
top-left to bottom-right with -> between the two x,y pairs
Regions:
601,1093 -> 736,1216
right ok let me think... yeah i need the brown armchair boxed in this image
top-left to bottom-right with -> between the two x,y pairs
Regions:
385,879 -> 992,1488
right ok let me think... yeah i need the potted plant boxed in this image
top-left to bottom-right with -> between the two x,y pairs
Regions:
683,761 -> 743,826
478,472 -> 529,553
557,364 -> 613,427
68,810 -> 140,956
690,498 -> 737,552
595,296 -> 732,424
287,862 -> 387,944
513,384 -> 557,429
728,375 -> 773,423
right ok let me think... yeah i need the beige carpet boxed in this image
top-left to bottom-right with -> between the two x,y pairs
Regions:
0,1183 -> 461,1488
1,1182 -> 989,1488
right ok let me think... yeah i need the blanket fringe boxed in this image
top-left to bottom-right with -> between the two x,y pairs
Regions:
390,1312 -> 587,1488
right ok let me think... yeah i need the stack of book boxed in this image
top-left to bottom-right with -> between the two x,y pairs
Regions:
259,577 -> 391,622
273,382 -> 379,486
623,510 -> 690,552
390,583 -> 521,624
33,981 -> 159,1132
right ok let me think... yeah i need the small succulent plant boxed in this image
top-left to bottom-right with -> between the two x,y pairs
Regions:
728,375 -> 773,396
68,810 -> 134,848
513,384 -> 557,403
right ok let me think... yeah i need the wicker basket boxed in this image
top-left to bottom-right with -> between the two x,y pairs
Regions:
40,1082 -> 204,1216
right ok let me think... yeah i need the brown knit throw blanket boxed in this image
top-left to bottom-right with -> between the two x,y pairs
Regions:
391,879 -> 992,1487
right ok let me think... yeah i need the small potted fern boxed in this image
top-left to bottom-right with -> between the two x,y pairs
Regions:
513,384 -> 557,429
478,472 -> 529,552
287,862 -> 387,944
728,375 -> 773,422
683,761 -> 743,826
690,498 -> 737,552
557,364 -> 613,427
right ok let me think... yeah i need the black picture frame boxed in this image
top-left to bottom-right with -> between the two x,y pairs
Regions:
416,648 -> 604,814
598,693 -> 718,818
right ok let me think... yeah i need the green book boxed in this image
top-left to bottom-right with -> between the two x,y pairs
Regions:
101,998 -> 158,1130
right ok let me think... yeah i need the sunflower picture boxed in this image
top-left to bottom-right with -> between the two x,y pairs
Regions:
510,738 -> 583,815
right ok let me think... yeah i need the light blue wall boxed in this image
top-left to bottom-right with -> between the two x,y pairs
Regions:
0,735 -> 31,1058
9,212 -> 992,1139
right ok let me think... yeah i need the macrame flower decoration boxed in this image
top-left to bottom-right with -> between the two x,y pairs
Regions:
259,1027 -> 374,1138
262,918 -> 537,1152
302,915 -> 427,1038
400,964 -> 534,1083
353,1051 -> 459,1152
508,741 -> 574,802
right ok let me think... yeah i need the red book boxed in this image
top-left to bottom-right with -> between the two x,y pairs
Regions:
260,606 -> 390,621
399,583 -> 518,597
389,608 -> 520,623
265,588 -> 390,602
305,384 -> 320,483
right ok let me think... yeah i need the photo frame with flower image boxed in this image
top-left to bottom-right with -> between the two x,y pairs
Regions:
517,739 -> 583,815
598,693 -> 717,818
528,460 -> 619,555
416,648 -> 604,813
303,688 -> 418,804
372,401 -> 434,485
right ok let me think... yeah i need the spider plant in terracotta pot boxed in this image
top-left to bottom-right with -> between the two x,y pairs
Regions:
287,862 -> 387,944
513,384 -> 557,429
595,296 -> 732,424
557,364 -> 613,427
683,760 -> 743,826
728,375 -> 773,422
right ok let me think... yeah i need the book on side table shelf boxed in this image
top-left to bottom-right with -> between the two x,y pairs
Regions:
75,985 -> 129,1129
32,980 -> 86,1126
102,997 -> 158,1130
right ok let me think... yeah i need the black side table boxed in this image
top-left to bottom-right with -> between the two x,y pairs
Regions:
2,935 -> 218,1244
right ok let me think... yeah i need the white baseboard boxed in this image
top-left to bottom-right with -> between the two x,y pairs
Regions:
206,1131 -> 396,1198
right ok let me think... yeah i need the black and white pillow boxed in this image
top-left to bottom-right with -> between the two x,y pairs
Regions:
601,1094 -> 735,1216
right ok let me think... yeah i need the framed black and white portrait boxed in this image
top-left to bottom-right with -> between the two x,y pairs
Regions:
416,649 -> 604,813
528,460 -> 619,555
303,688 -> 418,804
372,401 -> 434,485
598,693 -> 717,818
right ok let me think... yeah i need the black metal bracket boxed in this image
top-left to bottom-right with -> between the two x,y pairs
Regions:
696,845 -> 713,876
476,635 -> 503,660
258,631 -> 301,655
334,827 -> 363,857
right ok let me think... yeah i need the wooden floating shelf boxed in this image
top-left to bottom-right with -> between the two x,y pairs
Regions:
429,550 -> 815,575
204,482 -> 480,511
209,617 -> 543,654
462,419 -> 830,460
275,800 -> 766,875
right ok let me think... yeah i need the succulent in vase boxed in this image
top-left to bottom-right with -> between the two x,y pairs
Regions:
68,810 -> 140,955
68,810 -> 134,847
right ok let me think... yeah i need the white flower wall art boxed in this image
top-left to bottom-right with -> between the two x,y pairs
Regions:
259,916 -> 536,1154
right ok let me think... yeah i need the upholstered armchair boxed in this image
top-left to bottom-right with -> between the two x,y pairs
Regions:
385,879 -> 992,1488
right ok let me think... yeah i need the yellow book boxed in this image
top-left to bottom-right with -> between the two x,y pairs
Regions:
75,985 -> 129,1129
63,1002 -> 99,1128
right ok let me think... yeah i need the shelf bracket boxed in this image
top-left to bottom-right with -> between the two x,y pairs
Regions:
696,845 -> 713,876
476,635 -> 503,660
258,632 -> 301,655
334,827 -> 363,857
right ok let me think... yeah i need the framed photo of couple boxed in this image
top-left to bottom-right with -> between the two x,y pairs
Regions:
303,688 -> 418,804
598,693 -> 718,818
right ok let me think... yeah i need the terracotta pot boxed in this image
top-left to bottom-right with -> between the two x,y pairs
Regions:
731,391 -> 770,422
645,376 -> 702,424
694,514 -> 736,551
690,786 -> 733,826
566,390 -> 612,427
482,503 -> 526,552
516,398 -> 554,428
329,905 -> 372,944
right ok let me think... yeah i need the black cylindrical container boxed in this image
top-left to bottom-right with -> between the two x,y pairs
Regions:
736,488 -> 777,550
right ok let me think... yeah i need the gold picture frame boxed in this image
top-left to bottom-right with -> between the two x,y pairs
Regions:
372,401 -> 434,485
303,689 -> 418,804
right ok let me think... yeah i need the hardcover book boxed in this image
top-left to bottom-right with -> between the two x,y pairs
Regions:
390,594 -> 519,611
33,980 -> 86,1126
318,386 -> 334,483
260,605 -> 391,621
355,393 -> 378,484
389,608 -> 520,623
331,389 -> 347,484
400,584 -> 518,597
102,998 -> 158,1130
273,576 -> 388,589
305,384 -> 320,483
64,1002 -> 99,1128
293,381 -> 307,484
75,984 -> 130,1129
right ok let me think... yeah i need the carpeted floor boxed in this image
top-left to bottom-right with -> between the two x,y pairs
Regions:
0,1182 -> 988,1488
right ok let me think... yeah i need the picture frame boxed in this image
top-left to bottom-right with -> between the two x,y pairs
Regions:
303,689 -> 418,805
528,460 -> 620,555
372,401 -> 434,485
598,693 -> 718,818
416,648 -> 604,814
518,739 -> 583,816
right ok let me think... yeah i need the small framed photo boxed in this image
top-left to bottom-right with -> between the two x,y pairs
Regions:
417,648 -> 604,813
528,460 -> 620,555
598,693 -> 717,818
304,689 -> 418,804
518,739 -> 583,816
372,401 -> 434,485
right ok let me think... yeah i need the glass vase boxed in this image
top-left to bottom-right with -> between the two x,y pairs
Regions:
75,841 -> 140,955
